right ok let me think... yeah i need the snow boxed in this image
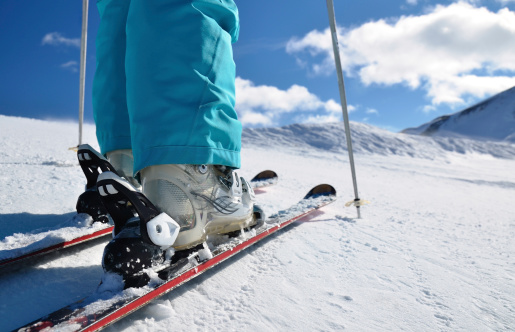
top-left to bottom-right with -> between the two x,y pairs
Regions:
1,114 -> 514,331
0,213 -> 107,260
403,86 -> 515,142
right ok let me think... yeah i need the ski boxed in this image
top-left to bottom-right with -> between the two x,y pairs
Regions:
0,218 -> 112,270
18,184 -> 336,332
0,144 -> 278,270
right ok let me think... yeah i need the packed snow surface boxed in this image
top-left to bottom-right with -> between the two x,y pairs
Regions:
0,114 -> 514,331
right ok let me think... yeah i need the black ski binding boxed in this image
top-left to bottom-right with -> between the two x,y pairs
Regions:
96,172 -> 167,288
75,144 -> 120,224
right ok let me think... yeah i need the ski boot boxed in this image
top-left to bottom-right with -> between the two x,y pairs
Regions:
97,163 -> 260,288
105,149 -> 140,189
140,164 -> 257,250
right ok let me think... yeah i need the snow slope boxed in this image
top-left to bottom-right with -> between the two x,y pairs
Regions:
403,86 -> 515,142
0,115 -> 514,331
244,121 -> 515,159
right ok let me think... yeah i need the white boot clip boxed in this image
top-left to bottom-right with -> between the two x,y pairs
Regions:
146,213 -> 181,248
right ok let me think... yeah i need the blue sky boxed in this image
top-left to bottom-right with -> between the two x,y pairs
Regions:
1,0 -> 515,132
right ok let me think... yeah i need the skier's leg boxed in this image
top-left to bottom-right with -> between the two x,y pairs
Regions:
125,0 -> 241,173
90,0 -> 140,188
92,0 -> 132,156
124,0 -> 256,250
77,0 -> 135,224
97,1 -> 254,287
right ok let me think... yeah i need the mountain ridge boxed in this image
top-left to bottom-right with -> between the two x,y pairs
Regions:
242,120 -> 515,160
402,86 -> 515,142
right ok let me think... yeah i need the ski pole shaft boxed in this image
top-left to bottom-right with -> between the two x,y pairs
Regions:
78,0 -> 89,146
326,0 -> 361,218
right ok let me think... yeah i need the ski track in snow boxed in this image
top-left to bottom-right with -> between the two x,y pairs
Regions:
0,115 -> 514,331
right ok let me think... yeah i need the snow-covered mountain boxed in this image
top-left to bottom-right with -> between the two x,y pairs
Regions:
402,86 -> 515,142
243,120 -> 515,159
1,115 -> 514,331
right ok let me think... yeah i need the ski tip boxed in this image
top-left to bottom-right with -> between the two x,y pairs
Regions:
251,170 -> 278,182
304,184 -> 337,199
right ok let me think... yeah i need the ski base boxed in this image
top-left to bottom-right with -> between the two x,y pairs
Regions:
18,184 -> 336,332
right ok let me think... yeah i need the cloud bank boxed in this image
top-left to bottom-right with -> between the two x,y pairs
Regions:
235,77 -> 343,126
286,2 -> 515,106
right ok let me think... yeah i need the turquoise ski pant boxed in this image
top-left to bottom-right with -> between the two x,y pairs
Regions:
92,0 -> 241,174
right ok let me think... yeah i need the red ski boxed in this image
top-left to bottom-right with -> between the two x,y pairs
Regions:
0,225 -> 113,268
18,184 -> 336,332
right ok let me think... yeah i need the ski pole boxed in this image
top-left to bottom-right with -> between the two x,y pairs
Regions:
326,0 -> 367,218
78,0 -> 89,147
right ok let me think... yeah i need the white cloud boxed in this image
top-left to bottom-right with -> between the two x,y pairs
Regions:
286,30 -> 335,76
286,2 -> 515,106
42,32 -> 80,48
238,111 -> 274,126
235,77 -> 342,126
60,61 -> 78,72
422,104 -> 437,113
366,108 -> 379,115
324,99 -> 341,113
406,0 -> 418,5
